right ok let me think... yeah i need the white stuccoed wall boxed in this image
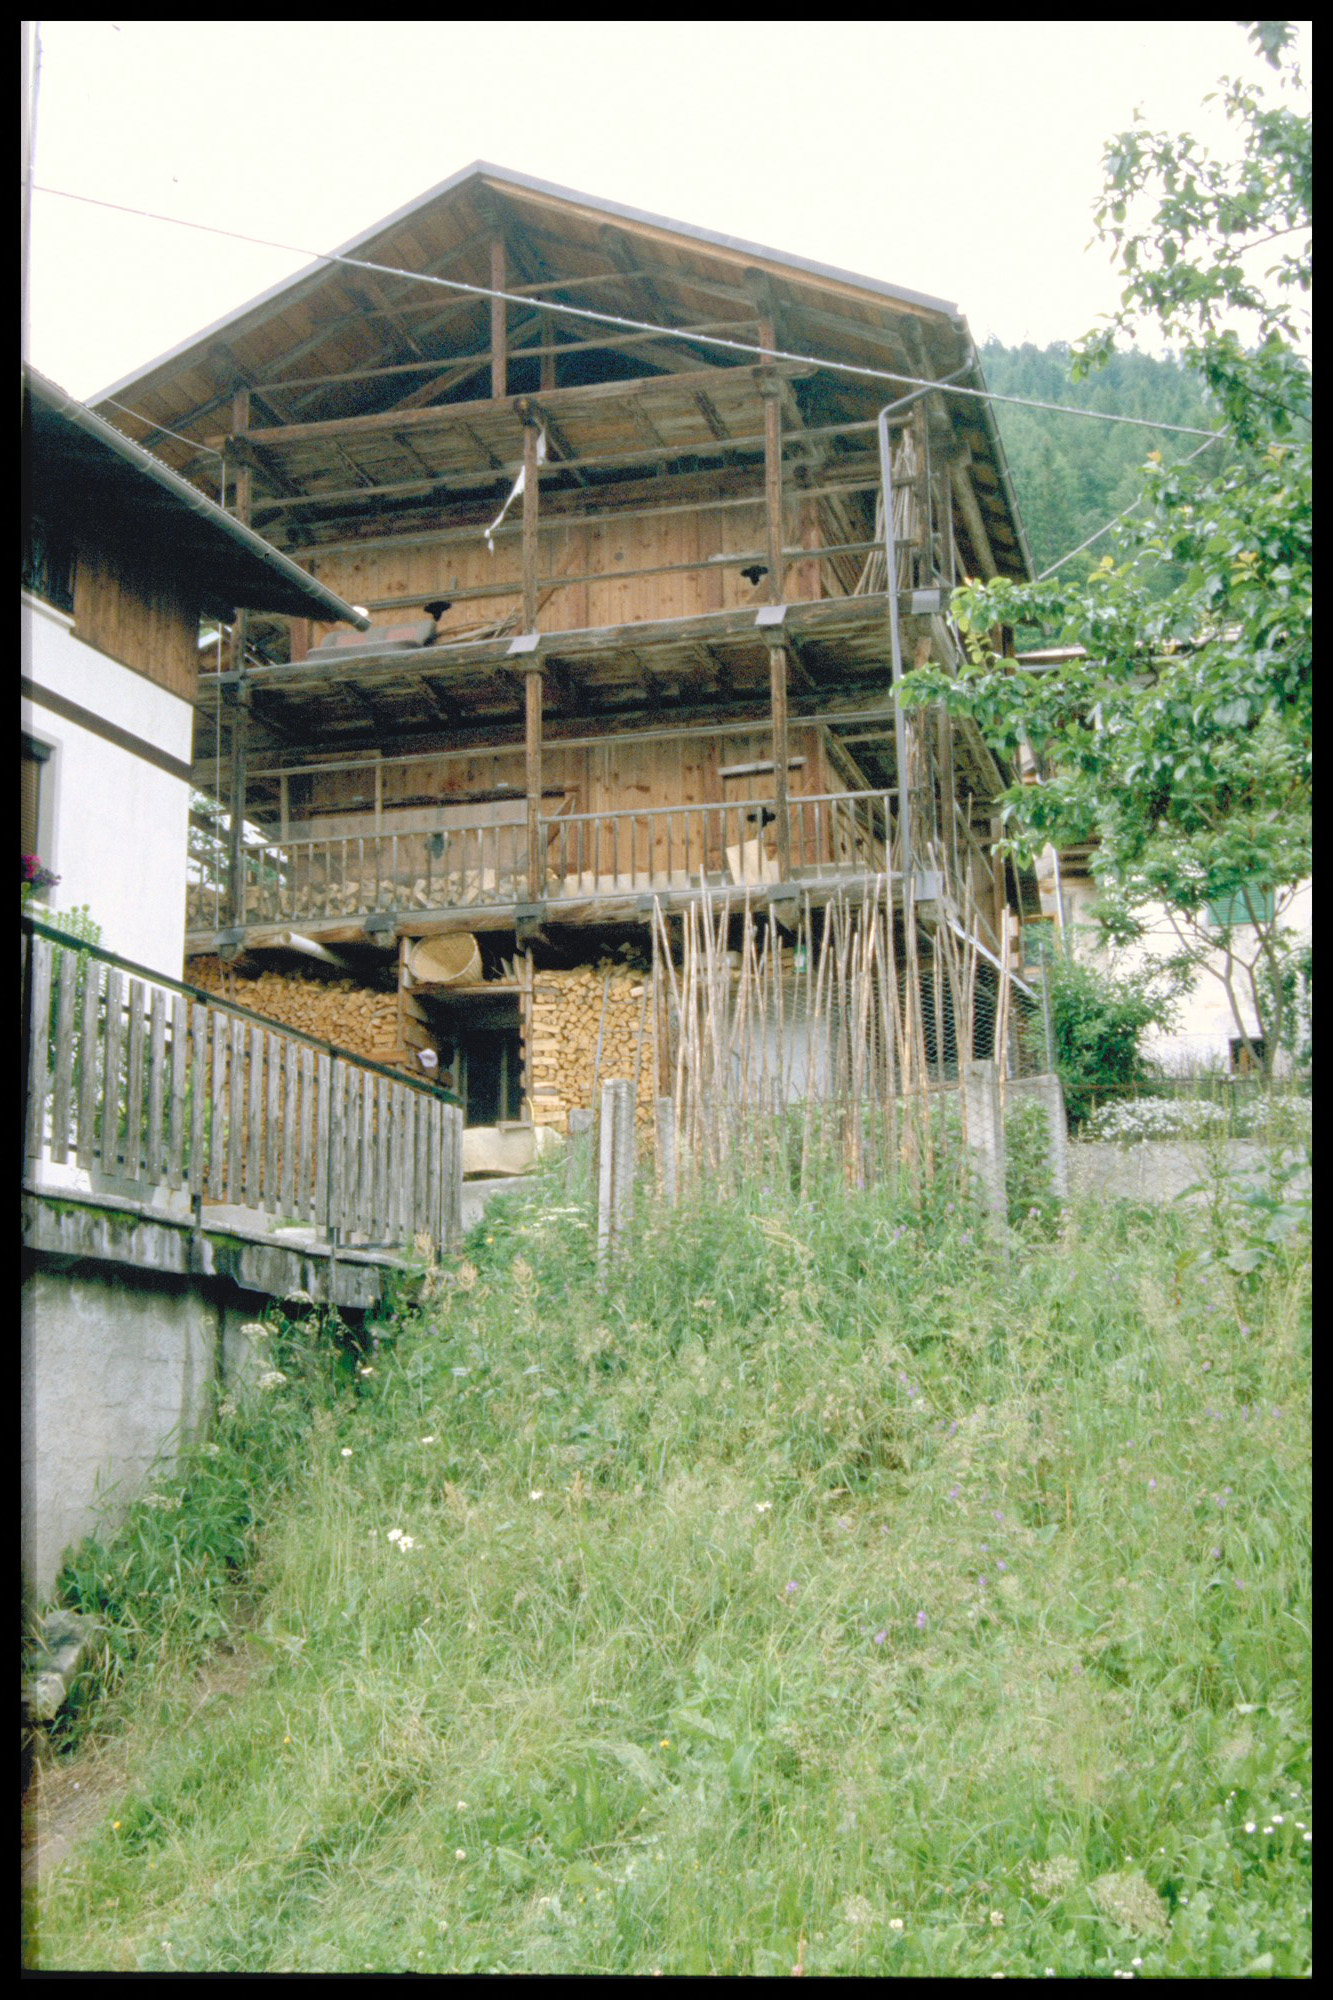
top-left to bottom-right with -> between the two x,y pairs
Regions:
1035,848 -> 1311,1075
22,591 -> 193,979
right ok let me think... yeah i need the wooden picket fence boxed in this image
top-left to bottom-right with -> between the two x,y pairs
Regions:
22,919 -> 463,1253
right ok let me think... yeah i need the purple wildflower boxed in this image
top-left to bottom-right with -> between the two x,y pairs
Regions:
873,1629 -> 887,1645
915,1611 -> 927,1631
784,1581 -> 798,1597
996,1560 -> 1007,1573
1147,1478 -> 1157,1491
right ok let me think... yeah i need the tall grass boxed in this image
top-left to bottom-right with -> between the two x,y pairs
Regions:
29,1150 -> 1311,1975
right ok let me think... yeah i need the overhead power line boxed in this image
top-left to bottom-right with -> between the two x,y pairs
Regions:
34,181 -> 1227,442
1037,430 -> 1230,579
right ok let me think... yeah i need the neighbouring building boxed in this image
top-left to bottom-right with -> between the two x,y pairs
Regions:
22,365 -> 368,977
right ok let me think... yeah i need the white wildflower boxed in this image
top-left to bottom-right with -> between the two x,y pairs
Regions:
755,1501 -> 773,1514
341,1448 -> 353,1458
240,1320 -> 270,1340
386,1528 -> 404,1543
257,1369 -> 288,1391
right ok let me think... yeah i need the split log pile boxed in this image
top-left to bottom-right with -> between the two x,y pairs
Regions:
527,962 -> 656,1132
187,956 -> 415,1072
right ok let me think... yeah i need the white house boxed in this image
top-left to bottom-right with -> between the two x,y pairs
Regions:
22,367 -> 368,977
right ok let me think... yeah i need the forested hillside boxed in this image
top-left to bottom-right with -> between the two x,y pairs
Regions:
979,340 -> 1225,584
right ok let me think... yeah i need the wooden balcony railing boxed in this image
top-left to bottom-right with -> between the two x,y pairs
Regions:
186,789 -> 900,933
22,919 -> 464,1253
543,789 -> 896,899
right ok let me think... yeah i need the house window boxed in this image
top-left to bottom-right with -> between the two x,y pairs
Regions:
1229,1035 -> 1266,1077
22,514 -> 76,615
22,734 -> 54,873
1207,886 -> 1276,929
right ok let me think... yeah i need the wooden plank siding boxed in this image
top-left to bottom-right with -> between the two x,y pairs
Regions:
71,539 -> 199,702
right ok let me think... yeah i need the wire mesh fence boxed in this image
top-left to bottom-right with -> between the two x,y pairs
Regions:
641,875 -> 1055,1221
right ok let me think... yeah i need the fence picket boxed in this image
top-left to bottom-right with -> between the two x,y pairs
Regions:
49,948 -> 78,1165
246,1023 -> 264,1206
100,967 -> 124,1177
328,1059 -> 345,1240
168,995 -> 187,1190
191,1004 -> 208,1199
314,1053 -> 331,1231
228,1017 -> 245,1204
265,1031 -> 280,1209
77,960 -> 101,1170
375,1076 -> 390,1238
280,1040 -> 297,1218
208,1012 -> 226,1201
360,1068 -> 374,1239
400,1089 -> 417,1243
145,987 -> 166,1182
24,935 -> 53,1168
298,1047 -> 315,1222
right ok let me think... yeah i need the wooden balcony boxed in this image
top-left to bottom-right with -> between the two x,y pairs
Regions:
187,789 -> 901,946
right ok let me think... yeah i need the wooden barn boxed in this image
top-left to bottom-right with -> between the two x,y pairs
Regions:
94,163 -> 1039,1129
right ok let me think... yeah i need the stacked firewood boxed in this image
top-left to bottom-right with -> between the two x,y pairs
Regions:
187,957 -> 408,1070
527,962 -> 656,1131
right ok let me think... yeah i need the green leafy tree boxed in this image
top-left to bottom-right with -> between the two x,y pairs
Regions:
907,22 -> 1311,1082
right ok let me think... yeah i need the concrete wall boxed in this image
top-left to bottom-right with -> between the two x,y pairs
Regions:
22,591 -> 193,979
1068,1138 -> 1311,1205
21,1265 -> 275,1606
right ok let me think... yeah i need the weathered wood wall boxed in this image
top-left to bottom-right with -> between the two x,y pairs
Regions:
304,492 -> 781,642
72,540 -> 199,702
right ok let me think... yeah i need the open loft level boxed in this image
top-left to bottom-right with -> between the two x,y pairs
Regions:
93,165 -> 1036,968
185,388 -> 1019,954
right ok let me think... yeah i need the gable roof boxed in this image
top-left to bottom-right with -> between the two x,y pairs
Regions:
89,164 -> 1032,582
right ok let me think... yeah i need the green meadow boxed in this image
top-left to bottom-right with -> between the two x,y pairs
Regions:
27,1150 -> 1311,1975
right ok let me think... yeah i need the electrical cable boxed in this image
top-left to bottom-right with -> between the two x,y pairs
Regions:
1036,428 -> 1230,578
33,180 -> 1226,441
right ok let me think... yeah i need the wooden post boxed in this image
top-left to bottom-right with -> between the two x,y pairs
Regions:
911,402 -> 931,588
490,239 -> 507,400
520,412 -> 544,900
768,641 -> 792,881
228,388 -> 253,930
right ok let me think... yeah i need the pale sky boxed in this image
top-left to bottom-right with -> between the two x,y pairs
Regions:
23,20 -> 1311,404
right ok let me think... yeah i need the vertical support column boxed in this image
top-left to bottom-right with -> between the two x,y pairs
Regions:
877,410 -> 912,890
656,1095 -> 677,1208
519,410 -> 544,901
596,1077 -> 636,1276
490,238 -> 507,400
227,683 -> 251,929
539,309 -> 556,392
962,1057 -> 1008,1242
768,640 -> 791,881
227,386 -> 253,933
911,402 -> 932,588
1030,1071 -> 1069,1203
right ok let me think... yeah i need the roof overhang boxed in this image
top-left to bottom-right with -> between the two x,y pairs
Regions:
24,367 -> 370,628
